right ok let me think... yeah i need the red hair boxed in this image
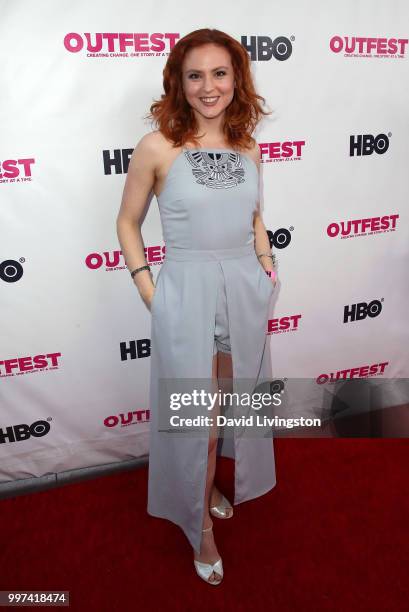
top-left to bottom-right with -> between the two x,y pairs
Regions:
145,28 -> 272,151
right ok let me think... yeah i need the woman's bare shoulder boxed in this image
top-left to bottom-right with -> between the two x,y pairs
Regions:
134,130 -> 165,155
245,139 -> 261,169
129,131 -> 176,182
136,130 -> 174,156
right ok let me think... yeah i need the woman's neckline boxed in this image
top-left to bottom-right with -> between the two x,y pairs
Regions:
183,147 -> 258,164
182,147 -> 258,166
184,147 -> 242,151
156,147 -> 258,200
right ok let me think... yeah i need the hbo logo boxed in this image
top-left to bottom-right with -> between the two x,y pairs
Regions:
241,36 -> 293,62
0,420 -> 50,444
0,259 -> 24,283
350,133 -> 389,156
343,300 -> 382,323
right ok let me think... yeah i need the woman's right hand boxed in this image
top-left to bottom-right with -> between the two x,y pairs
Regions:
140,285 -> 155,312
131,268 -> 155,312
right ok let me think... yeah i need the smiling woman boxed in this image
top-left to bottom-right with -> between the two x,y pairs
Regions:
186,66 -> 231,106
116,27 -> 278,587
146,29 -> 272,151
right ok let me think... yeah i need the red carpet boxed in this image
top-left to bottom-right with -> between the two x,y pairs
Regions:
1,439 -> 408,611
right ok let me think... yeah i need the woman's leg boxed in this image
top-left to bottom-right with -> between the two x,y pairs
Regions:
209,351 -> 233,513
193,351 -> 222,582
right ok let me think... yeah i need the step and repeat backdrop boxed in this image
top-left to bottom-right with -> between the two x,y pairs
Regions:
1,1 -> 408,487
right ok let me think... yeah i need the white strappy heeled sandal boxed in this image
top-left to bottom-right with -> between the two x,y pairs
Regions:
210,490 -> 234,520
193,524 -> 224,586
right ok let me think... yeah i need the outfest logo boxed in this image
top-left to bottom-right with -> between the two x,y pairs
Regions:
267,314 -> 302,335
104,410 -> 150,428
85,246 -> 165,272
259,141 -> 305,163
0,158 -> 35,184
63,32 -> 179,57
327,214 -> 399,239
63,33 -> 295,60
0,353 -> 62,377
330,36 -> 408,58
317,361 -> 388,384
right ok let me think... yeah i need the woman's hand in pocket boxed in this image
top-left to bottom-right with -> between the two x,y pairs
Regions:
265,269 -> 278,290
140,285 -> 155,312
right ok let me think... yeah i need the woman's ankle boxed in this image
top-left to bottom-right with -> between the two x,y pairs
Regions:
202,513 -> 213,530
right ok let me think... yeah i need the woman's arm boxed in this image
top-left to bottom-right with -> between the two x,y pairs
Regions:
251,142 -> 274,274
116,134 -> 157,308
254,212 -> 274,273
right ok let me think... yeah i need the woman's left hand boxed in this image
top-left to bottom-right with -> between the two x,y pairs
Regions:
265,269 -> 278,289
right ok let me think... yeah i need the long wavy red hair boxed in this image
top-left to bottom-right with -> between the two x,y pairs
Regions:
145,28 -> 272,151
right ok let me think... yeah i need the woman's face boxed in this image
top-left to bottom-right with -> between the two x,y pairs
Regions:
181,43 -> 235,122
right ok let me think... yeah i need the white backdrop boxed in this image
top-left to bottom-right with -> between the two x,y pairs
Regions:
1,0 -> 408,484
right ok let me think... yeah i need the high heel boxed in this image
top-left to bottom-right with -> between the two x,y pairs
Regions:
210,492 -> 234,520
193,524 -> 223,586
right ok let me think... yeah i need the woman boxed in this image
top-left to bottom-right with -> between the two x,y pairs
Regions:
117,28 -> 278,586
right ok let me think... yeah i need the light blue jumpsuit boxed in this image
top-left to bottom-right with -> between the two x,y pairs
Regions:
147,147 -> 276,553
